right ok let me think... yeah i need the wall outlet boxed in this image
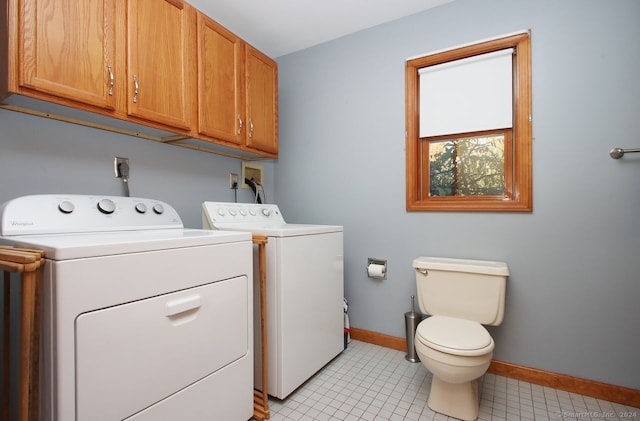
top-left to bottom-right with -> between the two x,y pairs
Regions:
241,162 -> 263,188
229,173 -> 239,189
114,157 -> 129,178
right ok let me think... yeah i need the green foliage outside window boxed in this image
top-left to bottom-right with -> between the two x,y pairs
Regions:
428,135 -> 505,196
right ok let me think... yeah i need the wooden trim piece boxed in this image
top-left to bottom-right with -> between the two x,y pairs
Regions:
1,247 -> 45,421
2,272 -> 10,421
350,327 -> 640,407
488,360 -> 640,408
349,327 -> 406,353
0,0 -> 9,101
251,235 -> 270,421
0,104 -> 168,142
168,140 -> 264,160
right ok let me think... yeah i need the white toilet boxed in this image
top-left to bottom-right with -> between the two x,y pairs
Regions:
412,257 -> 509,421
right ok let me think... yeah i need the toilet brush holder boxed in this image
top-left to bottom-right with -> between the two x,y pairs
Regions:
405,295 -> 422,363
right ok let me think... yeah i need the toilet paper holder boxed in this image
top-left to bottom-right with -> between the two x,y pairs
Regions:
367,258 -> 387,280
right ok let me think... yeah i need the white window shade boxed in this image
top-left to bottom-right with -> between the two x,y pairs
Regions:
419,48 -> 514,138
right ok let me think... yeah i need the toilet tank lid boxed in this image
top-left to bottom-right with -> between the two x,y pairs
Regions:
413,256 -> 509,276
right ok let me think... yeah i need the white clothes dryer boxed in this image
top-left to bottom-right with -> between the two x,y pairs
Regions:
0,194 -> 254,421
202,202 -> 344,399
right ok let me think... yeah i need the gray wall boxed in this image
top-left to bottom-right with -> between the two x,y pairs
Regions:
0,111 -> 274,227
274,0 -> 640,390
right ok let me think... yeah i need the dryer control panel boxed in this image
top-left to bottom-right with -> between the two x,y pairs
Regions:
0,194 -> 183,236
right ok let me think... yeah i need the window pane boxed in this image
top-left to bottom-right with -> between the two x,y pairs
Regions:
428,134 -> 505,197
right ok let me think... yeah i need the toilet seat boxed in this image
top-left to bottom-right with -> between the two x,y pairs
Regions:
417,315 -> 494,356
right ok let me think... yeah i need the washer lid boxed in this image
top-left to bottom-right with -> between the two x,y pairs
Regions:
210,222 -> 342,237
416,315 -> 494,356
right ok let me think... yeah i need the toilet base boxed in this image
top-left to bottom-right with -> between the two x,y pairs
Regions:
428,376 -> 480,421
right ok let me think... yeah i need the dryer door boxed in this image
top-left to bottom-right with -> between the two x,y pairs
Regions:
74,276 -> 249,421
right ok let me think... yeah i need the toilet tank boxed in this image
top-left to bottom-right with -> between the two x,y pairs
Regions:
413,257 -> 509,326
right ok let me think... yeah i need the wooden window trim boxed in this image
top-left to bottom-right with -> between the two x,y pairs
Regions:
406,32 -> 532,212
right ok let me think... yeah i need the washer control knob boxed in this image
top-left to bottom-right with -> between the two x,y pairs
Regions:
239,209 -> 247,216
97,198 -> 116,214
217,208 -> 225,216
229,209 -> 237,216
58,200 -> 75,214
135,203 -> 147,214
261,208 -> 271,217
153,204 -> 165,215
249,209 -> 257,216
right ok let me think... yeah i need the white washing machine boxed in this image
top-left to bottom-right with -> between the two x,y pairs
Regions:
202,201 -> 344,399
0,194 -> 254,421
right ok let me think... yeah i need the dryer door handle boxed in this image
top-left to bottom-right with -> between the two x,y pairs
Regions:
166,295 -> 201,317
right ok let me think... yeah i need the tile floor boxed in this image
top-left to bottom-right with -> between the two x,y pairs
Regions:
262,340 -> 639,421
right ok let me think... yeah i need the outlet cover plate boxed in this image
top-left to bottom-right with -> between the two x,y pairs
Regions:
114,157 -> 129,178
241,162 -> 263,189
229,173 -> 239,189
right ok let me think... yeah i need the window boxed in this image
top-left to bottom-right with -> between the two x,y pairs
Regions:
405,32 -> 532,212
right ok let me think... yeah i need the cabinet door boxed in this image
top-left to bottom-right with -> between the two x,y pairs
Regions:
127,0 -> 195,131
19,0 -> 117,110
245,45 -> 278,155
196,13 -> 243,145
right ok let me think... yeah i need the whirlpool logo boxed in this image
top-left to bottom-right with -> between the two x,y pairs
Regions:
10,220 -> 35,226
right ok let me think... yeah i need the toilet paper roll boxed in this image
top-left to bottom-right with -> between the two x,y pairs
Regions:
367,263 -> 386,278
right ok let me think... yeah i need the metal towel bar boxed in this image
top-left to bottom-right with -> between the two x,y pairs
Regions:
609,147 -> 640,159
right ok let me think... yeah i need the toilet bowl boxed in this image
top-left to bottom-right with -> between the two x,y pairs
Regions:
415,315 -> 494,420
412,257 -> 509,421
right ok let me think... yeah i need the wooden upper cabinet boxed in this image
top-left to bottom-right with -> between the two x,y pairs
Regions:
4,0 -> 277,157
245,45 -> 278,155
197,14 -> 278,156
126,0 -> 195,131
18,0 -> 117,110
196,12 -> 243,145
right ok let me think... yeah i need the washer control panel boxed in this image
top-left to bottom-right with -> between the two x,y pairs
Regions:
0,194 -> 183,236
202,202 -> 285,224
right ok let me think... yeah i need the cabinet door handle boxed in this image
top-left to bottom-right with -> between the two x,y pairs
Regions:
249,118 -> 254,138
237,114 -> 243,134
107,65 -> 114,96
132,75 -> 139,103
